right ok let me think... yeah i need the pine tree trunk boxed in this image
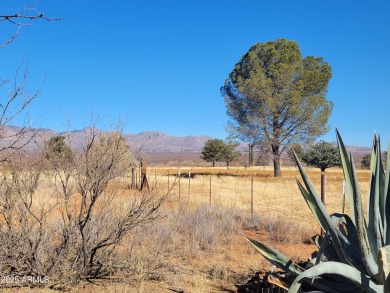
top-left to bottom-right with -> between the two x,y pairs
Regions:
272,146 -> 282,177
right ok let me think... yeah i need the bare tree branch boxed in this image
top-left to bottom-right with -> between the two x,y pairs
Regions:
1,5 -> 60,50
0,7 -> 61,25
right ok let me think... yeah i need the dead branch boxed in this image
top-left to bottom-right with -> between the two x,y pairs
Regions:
1,6 -> 60,49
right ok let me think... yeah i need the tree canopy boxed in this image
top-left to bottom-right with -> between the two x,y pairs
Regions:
45,135 -> 73,166
302,141 -> 341,172
222,39 -> 333,177
201,139 -> 225,167
361,154 -> 371,169
201,139 -> 240,167
287,143 -> 304,166
221,141 -> 240,168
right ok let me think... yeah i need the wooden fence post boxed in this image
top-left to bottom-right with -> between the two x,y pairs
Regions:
251,174 -> 254,220
131,167 -> 135,189
178,167 -> 181,199
140,158 -> 149,191
188,170 -> 191,198
209,173 -> 212,205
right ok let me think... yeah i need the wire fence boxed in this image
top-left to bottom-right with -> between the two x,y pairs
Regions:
125,166 -> 349,231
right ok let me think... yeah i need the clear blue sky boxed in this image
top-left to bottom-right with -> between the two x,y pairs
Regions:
1,0 -> 390,146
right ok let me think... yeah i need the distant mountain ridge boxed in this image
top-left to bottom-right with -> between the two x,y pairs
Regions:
123,131 -> 213,152
0,126 -> 371,154
0,126 -> 213,153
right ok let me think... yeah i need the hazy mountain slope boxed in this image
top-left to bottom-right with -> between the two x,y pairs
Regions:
0,126 -> 371,154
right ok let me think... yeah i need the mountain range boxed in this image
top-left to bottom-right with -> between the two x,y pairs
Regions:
0,126 -> 214,153
0,125 -> 371,154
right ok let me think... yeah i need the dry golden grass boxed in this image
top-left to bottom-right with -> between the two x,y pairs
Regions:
143,166 -> 370,235
2,165 -> 372,292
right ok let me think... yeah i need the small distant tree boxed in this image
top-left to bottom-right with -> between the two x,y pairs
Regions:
287,143 -> 304,165
302,141 -> 341,172
44,135 -> 73,166
361,154 -> 371,169
201,139 -> 225,167
361,151 -> 387,170
222,141 -> 240,169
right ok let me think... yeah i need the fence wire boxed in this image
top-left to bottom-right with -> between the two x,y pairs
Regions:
124,167 -> 348,233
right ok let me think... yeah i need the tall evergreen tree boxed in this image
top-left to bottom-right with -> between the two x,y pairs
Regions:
201,139 -> 225,167
222,39 -> 333,177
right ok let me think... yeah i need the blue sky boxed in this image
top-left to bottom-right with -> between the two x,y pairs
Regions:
1,0 -> 390,146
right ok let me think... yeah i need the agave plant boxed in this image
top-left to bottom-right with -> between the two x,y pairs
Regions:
245,129 -> 390,293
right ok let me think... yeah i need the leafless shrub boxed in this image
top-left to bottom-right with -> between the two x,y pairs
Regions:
241,213 -> 263,231
43,127 -> 166,285
240,212 -> 312,244
262,217 -> 312,244
0,123 -> 166,289
0,162 -> 54,279
121,216 -> 176,284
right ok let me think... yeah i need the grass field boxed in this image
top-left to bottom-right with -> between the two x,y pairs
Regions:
141,166 -> 370,233
2,165 -> 372,292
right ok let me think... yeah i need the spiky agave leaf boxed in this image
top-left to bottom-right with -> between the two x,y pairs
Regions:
367,135 -> 384,257
335,129 -> 356,223
288,262 -> 383,293
336,129 -> 380,280
330,213 -> 364,268
385,142 -> 390,244
314,233 -> 339,264
378,246 -> 390,284
244,236 -> 358,292
243,236 -> 303,275
294,151 -> 351,265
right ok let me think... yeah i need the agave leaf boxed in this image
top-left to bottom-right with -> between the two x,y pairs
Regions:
385,276 -> 390,293
288,262 -> 383,293
315,232 -> 331,265
298,185 -> 359,264
367,135 -> 384,255
374,136 -> 385,235
297,276 -> 361,293
378,245 -> 390,283
312,234 -> 323,249
294,152 -> 350,265
243,236 -> 303,275
331,213 -> 359,248
336,128 -> 356,222
296,180 -> 327,233
330,213 -> 364,269
384,142 -> 390,244
336,129 -> 380,280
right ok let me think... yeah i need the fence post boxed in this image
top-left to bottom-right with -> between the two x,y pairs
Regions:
167,169 -> 170,192
131,167 -> 135,189
178,167 -> 181,200
139,166 -> 142,188
188,170 -> 191,198
209,173 -> 212,205
251,174 -> 254,220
